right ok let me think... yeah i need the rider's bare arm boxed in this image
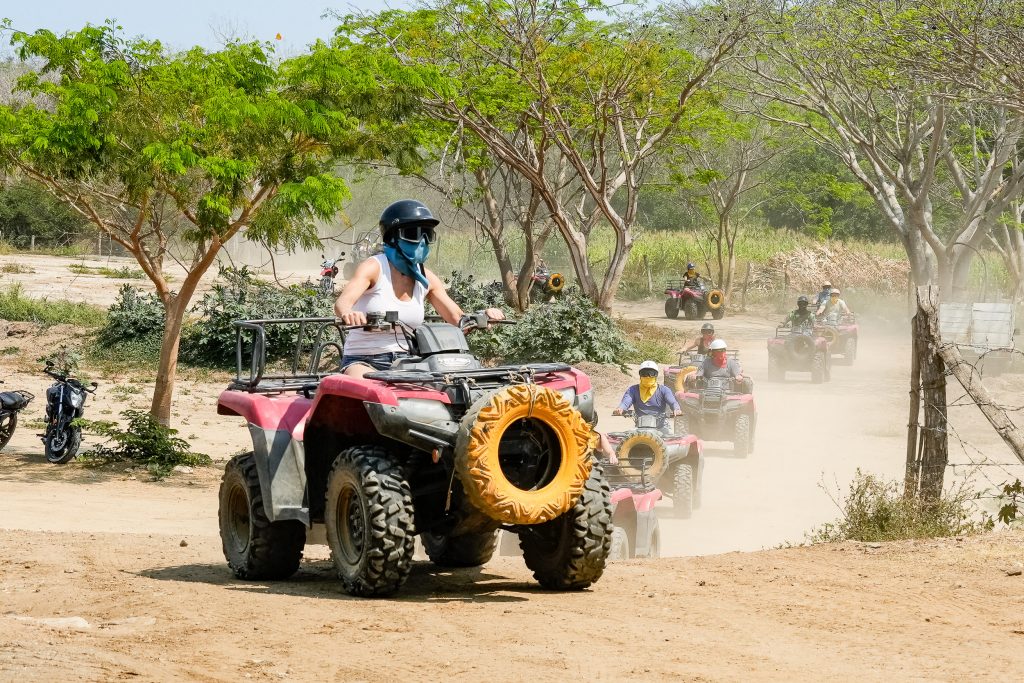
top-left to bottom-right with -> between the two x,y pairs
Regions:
425,269 -> 505,325
334,258 -> 380,325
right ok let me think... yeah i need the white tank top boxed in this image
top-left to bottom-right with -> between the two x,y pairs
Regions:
343,254 -> 428,355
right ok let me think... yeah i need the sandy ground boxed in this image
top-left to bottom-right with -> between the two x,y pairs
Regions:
1,253 -> 1023,680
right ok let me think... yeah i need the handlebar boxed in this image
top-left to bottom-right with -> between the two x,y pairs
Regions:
43,368 -> 98,392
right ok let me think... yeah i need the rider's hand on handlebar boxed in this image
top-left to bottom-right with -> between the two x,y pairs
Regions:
484,307 -> 505,322
612,408 -> 623,416
340,310 -> 367,326
673,409 -> 682,416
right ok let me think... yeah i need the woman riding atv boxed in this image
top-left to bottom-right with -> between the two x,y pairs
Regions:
335,199 -> 504,377
683,323 -> 717,354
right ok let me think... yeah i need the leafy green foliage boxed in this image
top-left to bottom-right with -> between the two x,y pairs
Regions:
0,177 -> 94,247
68,264 -> 146,279
996,479 -> 1024,525
99,285 -> 166,347
500,290 -> 634,367
37,344 -> 82,377
181,267 -> 333,367
78,409 -> 211,477
809,470 -> 990,544
0,284 -> 106,327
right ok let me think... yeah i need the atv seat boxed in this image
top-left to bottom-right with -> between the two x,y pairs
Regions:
0,391 -> 30,410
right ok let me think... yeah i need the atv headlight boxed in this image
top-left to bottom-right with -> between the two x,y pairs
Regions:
574,388 -> 595,425
558,387 -> 577,405
397,398 -> 455,427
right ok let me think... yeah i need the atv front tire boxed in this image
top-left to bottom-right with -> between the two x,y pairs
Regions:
325,446 -> 416,597
421,530 -> 498,568
673,414 -> 689,437
734,414 -> 752,457
683,300 -> 699,320
671,462 -> 694,519
711,307 -> 725,320
811,352 -> 825,384
520,465 -> 612,590
219,452 -> 306,580
844,338 -> 857,364
665,298 -> 680,319
608,527 -> 630,561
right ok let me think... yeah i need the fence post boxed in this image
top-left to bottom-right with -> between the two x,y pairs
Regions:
643,254 -> 653,296
97,233 -> 102,255
906,286 -> 948,500
30,235 -> 35,251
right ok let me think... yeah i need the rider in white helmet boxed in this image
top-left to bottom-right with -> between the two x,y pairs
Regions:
816,287 -> 851,319
612,360 -> 682,433
701,339 -> 744,382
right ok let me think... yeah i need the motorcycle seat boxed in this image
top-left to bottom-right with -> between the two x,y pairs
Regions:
0,391 -> 29,410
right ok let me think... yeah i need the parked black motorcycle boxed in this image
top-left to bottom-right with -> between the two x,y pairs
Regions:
0,380 -> 34,452
41,361 -> 97,464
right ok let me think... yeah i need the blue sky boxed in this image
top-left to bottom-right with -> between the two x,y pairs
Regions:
2,1 -> 407,53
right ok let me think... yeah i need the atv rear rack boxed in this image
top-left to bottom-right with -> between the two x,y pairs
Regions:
364,363 -> 572,387
229,317 -> 347,393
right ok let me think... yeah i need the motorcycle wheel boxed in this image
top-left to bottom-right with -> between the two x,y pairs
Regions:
45,425 -> 82,464
0,412 -> 17,451
318,276 -> 333,296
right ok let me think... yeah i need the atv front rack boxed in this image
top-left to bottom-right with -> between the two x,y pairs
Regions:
601,459 -> 658,493
229,317 -> 347,393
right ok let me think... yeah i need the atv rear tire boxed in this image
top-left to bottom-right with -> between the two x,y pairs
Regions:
734,414 -> 752,457
455,385 -> 593,526
421,530 -> 498,568
683,300 -> 699,320
520,465 -> 613,590
844,338 -> 857,364
325,446 -> 415,597
0,412 -> 17,451
219,452 -> 306,580
608,527 -> 630,561
671,462 -> 694,519
664,298 -> 680,319
811,352 -> 825,384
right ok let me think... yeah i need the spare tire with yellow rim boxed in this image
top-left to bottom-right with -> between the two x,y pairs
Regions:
455,385 -> 593,525
672,365 -> 697,393
818,327 -> 838,345
613,430 -> 668,481
547,272 -> 565,293
706,289 -> 725,310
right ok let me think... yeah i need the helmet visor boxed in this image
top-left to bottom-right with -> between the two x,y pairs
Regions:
395,222 -> 436,244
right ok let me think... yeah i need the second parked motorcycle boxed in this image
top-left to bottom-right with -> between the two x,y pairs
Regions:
41,361 -> 97,464
0,380 -> 33,452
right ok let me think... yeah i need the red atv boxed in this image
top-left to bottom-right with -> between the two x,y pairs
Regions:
674,372 -> 757,457
767,323 -> 833,383
216,312 -> 613,597
815,312 -> 858,365
605,410 -> 703,518
664,278 -> 726,321
528,266 -> 566,303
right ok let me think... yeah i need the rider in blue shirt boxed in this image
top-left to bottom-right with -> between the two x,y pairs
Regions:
612,361 -> 682,432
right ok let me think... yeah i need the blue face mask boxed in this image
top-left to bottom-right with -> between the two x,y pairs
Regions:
383,238 -> 430,288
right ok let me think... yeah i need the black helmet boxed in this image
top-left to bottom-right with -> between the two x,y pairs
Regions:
701,323 -> 714,333
379,200 -> 439,243
797,295 -> 809,308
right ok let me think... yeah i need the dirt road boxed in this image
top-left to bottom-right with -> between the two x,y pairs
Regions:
1,255 -> 1023,680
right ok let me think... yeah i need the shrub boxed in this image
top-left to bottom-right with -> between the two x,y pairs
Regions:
37,344 -> 83,377
100,285 -> 165,344
78,409 -> 211,477
0,284 -> 106,327
501,289 -> 634,367
808,470 -> 990,543
182,266 -> 334,367
69,263 -> 146,279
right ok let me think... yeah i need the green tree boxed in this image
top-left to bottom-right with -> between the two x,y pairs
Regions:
0,175 -> 94,246
0,23 -> 413,423
333,0 -> 759,311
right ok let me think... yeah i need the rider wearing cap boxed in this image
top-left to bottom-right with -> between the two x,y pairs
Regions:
682,262 -> 702,289
783,295 -> 816,329
815,281 -> 833,308
816,288 -> 851,319
683,322 -> 717,354
612,361 -> 682,432
336,199 -> 504,376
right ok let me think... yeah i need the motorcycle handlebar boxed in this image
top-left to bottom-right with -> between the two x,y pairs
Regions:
43,368 -> 98,392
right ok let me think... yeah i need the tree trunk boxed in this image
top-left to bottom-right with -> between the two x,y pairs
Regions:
150,295 -> 187,426
597,225 -> 633,312
908,286 -> 949,500
905,309 -> 922,496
